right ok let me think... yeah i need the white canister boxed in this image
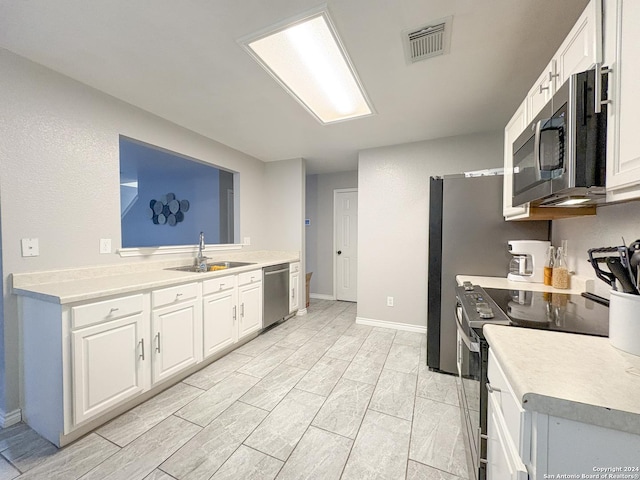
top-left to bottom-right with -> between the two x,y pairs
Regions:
609,290 -> 640,357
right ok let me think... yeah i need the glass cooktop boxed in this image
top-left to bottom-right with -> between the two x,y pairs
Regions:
483,288 -> 609,337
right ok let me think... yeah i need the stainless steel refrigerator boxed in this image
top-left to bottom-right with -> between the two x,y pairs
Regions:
426,172 -> 550,374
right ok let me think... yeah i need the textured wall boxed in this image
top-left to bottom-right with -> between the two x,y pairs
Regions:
0,49 -> 272,414
552,201 -> 640,298
357,132 -> 502,327
305,171 -> 358,297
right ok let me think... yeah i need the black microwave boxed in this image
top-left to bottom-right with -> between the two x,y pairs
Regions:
512,68 -> 607,207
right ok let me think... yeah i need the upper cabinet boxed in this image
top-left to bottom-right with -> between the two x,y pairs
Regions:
503,0 -> 601,221
503,101 -> 530,220
555,0 -> 601,88
605,0 -> 640,202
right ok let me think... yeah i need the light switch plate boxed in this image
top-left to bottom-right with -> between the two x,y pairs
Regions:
100,238 -> 112,254
21,238 -> 39,257
243,237 -> 251,245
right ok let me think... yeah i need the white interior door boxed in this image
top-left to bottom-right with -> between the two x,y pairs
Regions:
335,189 -> 358,302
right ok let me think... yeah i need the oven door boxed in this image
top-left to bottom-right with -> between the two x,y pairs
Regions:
455,304 -> 482,480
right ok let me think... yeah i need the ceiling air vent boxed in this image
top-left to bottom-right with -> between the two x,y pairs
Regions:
403,16 -> 453,64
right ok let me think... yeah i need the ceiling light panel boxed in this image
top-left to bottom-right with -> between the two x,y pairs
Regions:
241,11 -> 374,124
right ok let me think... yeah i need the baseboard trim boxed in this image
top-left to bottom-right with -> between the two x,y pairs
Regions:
356,316 -> 426,334
309,293 -> 336,301
296,308 -> 308,316
0,408 -> 22,428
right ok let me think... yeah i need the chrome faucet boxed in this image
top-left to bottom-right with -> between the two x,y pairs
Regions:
195,231 -> 208,271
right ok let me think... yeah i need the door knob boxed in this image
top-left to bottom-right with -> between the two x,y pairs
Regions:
337,250 -> 342,255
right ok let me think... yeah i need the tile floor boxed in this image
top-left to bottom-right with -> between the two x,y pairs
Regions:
0,300 -> 469,480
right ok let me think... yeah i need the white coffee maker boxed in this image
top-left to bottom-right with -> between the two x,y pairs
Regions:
507,240 -> 550,283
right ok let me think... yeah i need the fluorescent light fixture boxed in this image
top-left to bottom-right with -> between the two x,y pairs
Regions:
555,197 -> 591,206
240,9 -> 374,124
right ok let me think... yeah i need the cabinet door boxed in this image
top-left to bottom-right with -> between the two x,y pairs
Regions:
71,313 -> 146,425
151,299 -> 201,384
556,0 -> 601,86
527,60 -> 556,122
203,289 -> 237,359
486,391 -> 528,480
238,282 -> 262,338
289,271 -> 300,313
503,100 -> 530,219
606,0 -> 640,201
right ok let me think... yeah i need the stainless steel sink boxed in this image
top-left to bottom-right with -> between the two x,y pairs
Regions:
168,261 -> 256,273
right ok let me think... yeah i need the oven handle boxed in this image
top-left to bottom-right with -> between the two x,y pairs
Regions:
455,304 -> 480,353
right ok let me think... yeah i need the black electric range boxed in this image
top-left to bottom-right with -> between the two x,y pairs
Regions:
482,287 -> 609,337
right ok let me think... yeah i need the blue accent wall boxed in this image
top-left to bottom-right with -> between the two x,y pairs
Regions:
120,137 -> 224,248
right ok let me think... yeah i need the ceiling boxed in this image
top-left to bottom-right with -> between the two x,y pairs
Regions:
0,0 -> 589,174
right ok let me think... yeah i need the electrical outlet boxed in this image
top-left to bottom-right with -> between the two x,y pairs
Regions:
21,238 -> 39,257
100,238 -> 112,254
387,296 -> 394,307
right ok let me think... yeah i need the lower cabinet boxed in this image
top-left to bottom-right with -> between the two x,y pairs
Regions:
21,266 -> 274,447
238,275 -> 262,337
71,312 -> 146,425
202,276 -> 237,360
150,282 -> 202,385
151,299 -> 201,384
487,349 -> 640,479
289,262 -> 300,313
486,388 -> 528,480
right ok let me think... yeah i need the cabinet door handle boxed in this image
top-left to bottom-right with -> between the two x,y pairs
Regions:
233,305 -> 237,322
220,283 -> 225,290
176,293 -> 183,300
241,303 -> 245,317
486,382 -> 501,393
539,84 -> 550,93
595,62 -> 612,114
155,332 -> 161,353
292,287 -> 295,299
109,307 -> 119,313
139,338 -> 145,360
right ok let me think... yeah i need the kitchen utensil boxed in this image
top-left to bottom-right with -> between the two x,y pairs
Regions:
627,239 -> 640,289
606,257 -> 638,294
588,247 -> 619,288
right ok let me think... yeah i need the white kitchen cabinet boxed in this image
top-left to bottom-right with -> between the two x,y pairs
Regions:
71,311 -> 147,425
503,0 -> 601,221
525,0 -> 600,125
503,101 -> 530,220
238,270 -> 263,337
202,276 -> 237,359
151,283 -> 202,385
289,262 -> 300,313
555,0 -> 601,87
486,390 -> 528,480
526,60 -> 556,123
605,0 -> 640,202
487,349 -> 640,479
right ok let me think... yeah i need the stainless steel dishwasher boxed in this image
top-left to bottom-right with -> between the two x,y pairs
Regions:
262,263 -> 290,328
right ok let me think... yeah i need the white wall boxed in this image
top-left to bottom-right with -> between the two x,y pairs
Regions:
0,49 -> 302,416
552,201 -> 640,298
357,132 -> 502,328
263,158 -> 306,288
305,171 -> 358,297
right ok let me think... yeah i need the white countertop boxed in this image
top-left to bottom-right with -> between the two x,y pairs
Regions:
484,324 -> 640,436
456,274 -> 593,295
12,251 -> 299,304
